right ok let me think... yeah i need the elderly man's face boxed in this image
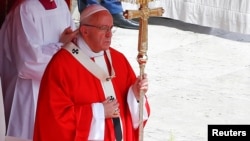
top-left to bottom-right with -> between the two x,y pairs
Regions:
80,11 -> 113,53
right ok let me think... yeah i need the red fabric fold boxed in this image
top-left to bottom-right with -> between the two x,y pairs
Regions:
39,0 -> 57,10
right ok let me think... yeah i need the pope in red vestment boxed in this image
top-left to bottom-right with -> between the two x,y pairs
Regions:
33,4 -> 150,141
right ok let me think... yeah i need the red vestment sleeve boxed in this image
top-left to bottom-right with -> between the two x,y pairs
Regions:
34,50 -> 95,141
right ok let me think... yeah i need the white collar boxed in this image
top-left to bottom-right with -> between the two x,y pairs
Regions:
77,36 -> 104,58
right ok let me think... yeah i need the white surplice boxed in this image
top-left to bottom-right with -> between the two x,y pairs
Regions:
0,0 -> 75,139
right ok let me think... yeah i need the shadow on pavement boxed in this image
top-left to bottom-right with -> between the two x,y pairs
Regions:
133,17 -> 250,42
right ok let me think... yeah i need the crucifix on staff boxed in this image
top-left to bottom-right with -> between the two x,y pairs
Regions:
123,0 -> 164,140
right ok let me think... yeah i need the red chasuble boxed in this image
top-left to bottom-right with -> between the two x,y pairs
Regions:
39,0 -> 57,10
33,47 -> 150,141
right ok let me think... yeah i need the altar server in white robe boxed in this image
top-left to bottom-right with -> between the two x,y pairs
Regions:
0,0 -> 77,139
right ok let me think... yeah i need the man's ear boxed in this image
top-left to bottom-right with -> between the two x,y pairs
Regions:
79,26 -> 87,35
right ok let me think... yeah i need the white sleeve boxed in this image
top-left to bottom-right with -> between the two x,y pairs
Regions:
127,87 -> 149,128
88,103 -> 105,140
41,42 -> 63,56
15,2 -> 74,81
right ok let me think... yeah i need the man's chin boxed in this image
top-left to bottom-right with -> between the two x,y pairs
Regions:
103,43 -> 111,48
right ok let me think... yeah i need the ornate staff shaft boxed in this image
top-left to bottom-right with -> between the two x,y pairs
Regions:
124,1 -> 164,140
137,4 -> 149,141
